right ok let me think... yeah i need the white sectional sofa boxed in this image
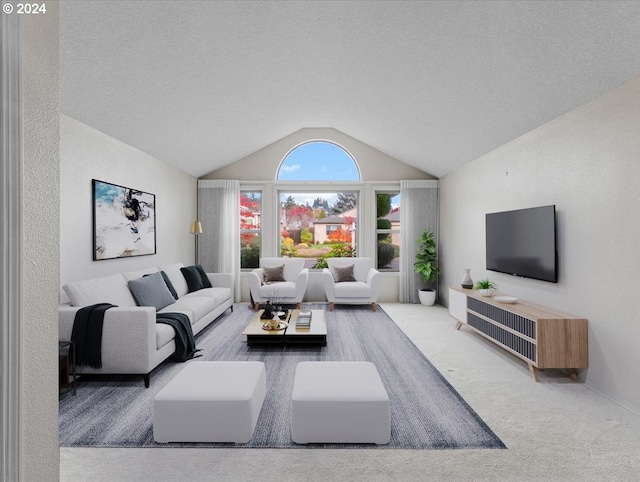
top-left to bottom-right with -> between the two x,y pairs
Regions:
59,262 -> 234,387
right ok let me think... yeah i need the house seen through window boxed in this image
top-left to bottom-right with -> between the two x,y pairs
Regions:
240,141 -> 362,269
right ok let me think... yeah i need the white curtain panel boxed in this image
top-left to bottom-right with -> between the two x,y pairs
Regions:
198,179 -> 241,301
399,180 -> 439,303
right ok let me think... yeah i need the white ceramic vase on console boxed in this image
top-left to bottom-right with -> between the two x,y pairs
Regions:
461,269 -> 473,289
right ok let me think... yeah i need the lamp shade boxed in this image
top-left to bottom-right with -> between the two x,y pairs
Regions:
190,221 -> 203,235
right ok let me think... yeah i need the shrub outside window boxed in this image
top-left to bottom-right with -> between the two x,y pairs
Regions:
376,191 -> 400,271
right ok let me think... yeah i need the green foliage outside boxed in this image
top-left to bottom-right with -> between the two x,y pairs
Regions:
281,236 -> 296,257
376,193 -> 392,218
377,242 -> 395,268
377,218 -> 392,229
241,242 -> 260,269
312,243 -> 355,269
376,194 -> 394,265
332,192 -> 357,214
376,218 -> 392,243
300,227 -> 313,244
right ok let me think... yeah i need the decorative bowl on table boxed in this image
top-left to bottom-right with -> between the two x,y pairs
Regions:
262,319 -> 288,331
494,295 -> 518,304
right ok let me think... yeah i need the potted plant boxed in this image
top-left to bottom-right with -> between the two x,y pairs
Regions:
414,229 -> 441,305
474,278 -> 496,297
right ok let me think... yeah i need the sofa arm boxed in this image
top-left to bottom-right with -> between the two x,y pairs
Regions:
322,268 -> 336,301
295,268 -> 310,301
206,272 -> 233,290
367,268 -> 382,301
248,269 -> 264,302
59,305 -> 158,373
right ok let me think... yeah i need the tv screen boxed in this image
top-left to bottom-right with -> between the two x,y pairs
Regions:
485,205 -> 557,283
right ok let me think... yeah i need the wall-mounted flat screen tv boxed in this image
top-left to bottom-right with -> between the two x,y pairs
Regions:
486,205 -> 557,283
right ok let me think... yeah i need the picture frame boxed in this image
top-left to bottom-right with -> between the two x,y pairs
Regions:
92,179 -> 156,260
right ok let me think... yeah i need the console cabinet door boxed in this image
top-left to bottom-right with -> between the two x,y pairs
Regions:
448,287 -> 467,324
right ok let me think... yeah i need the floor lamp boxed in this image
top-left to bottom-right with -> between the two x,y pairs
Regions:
190,221 -> 203,263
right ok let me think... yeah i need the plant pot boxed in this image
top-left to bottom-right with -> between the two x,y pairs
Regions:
418,289 -> 436,306
478,288 -> 494,297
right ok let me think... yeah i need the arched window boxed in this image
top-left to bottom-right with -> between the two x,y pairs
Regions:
277,141 -> 360,181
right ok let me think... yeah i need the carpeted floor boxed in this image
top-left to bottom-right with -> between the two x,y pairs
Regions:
59,304 -> 504,450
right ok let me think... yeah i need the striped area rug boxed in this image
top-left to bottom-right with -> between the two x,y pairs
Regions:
59,304 -> 505,450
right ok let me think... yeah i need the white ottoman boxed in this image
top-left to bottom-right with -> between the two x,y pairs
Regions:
153,361 -> 266,443
291,361 -> 390,444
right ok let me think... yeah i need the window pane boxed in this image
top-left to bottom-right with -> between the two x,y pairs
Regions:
280,191 -> 357,269
240,233 -> 260,269
240,192 -> 261,230
376,191 -> 400,271
241,191 -> 261,269
278,141 -> 360,181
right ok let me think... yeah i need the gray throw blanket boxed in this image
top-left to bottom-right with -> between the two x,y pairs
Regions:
156,312 -> 201,362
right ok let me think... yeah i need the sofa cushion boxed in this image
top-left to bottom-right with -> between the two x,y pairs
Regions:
156,323 -> 176,350
181,265 -> 212,292
157,263 -> 189,298
263,265 -> 286,284
158,296 -> 216,324
182,287 -> 232,307
128,272 -> 176,311
63,274 -> 137,307
258,281 -> 297,299
331,264 -> 356,283
334,281 -> 372,298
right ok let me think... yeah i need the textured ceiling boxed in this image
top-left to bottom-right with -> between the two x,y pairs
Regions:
61,1 -> 640,178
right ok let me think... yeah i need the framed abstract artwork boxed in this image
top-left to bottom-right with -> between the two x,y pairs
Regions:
92,179 -> 156,260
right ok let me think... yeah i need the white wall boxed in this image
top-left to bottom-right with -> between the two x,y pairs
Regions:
23,4 -> 60,479
440,75 -> 640,414
201,127 -> 435,181
60,115 -> 197,299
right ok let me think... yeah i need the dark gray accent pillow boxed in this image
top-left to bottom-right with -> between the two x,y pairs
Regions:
332,264 -> 356,283
263,265 -> 286,284
195,265 -> 213,288
181,265 -> 212,293
128,272 -> 176,311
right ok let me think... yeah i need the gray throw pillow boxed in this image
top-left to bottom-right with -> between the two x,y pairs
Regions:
144,271 -> 179,300
128,272 -> 176,311
332,264 -> 356,283
263,265 -> 286,284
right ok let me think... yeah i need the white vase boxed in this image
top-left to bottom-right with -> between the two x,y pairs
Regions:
479,288 -> 494,297
461,269 -> 473,289
418,289 -> 436,306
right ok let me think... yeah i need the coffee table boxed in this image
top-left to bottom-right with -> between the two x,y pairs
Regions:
242,309 -> 326,347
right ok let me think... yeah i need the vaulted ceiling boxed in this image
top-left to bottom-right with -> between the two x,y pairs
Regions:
61,1 -> 640,178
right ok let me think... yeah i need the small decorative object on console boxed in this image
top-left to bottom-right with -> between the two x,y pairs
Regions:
494,295 -> 518,304
461,269 -> 473,289
474,278 -> 496,297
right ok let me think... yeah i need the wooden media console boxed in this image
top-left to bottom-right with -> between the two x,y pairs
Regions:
448,287 -> 588,382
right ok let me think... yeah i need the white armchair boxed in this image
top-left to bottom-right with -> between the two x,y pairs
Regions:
248,257 -> 309,310
322,257 -> 381,311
